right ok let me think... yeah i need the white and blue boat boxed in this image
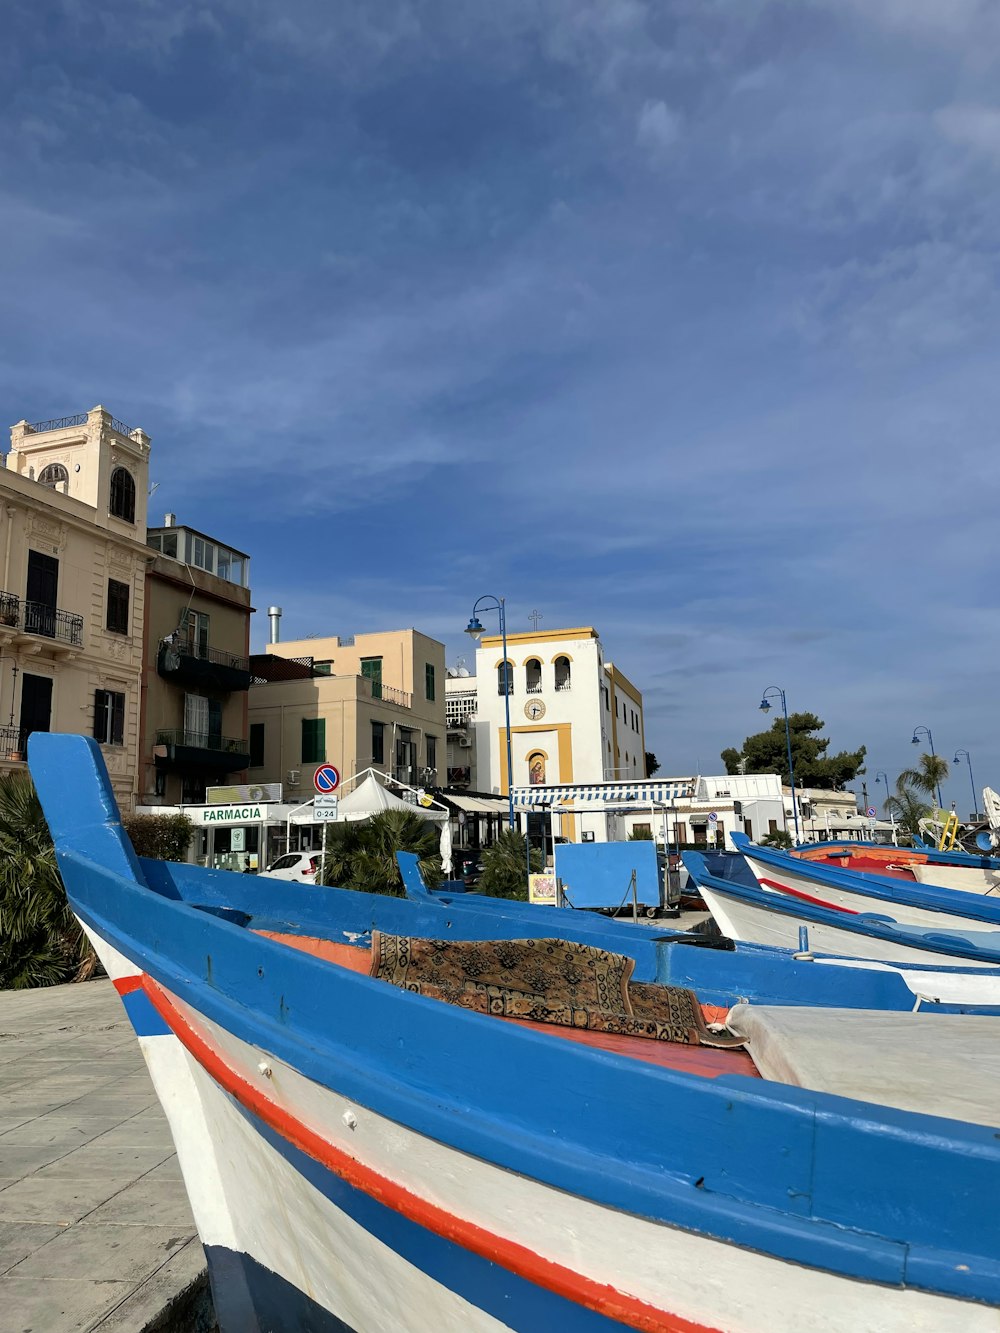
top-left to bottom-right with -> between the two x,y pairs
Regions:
32,734 -> 1000,1333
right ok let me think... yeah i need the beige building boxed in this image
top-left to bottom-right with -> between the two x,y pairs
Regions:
249,629 -> 446,801
139,518 -> 253,805
0,406 -> 151,810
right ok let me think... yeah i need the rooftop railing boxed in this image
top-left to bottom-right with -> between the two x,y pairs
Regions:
24,414 -> 88,433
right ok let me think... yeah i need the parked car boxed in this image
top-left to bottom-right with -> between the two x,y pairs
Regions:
261,851 -> 319,884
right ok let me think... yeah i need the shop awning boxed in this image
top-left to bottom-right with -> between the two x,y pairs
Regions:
438,793 -> 510,816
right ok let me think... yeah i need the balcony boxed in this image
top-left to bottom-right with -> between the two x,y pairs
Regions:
0,726 -> 28,761
157,639 -> 251,693
153,729 -> 250,773
0,591 -> 83,654
358,677 -> 411,708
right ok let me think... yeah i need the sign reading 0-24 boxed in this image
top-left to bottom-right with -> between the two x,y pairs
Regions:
524,699 -> 546,721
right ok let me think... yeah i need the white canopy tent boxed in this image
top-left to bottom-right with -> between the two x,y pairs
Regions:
326,769 -> 452,874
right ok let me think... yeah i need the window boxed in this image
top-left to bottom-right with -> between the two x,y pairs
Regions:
184,693 -> 220,746
632,823 -> 652,840
38,464 -> 68,489
361,657 -> 383,700
497,661 -> 513,695
425,663 -> 435,701
106,579 -> 129,634
554,656 -> 571,691
302,718 -> 325,763
371,721 -> 384,764
109,467 -> 136,522
94,689 -> 125,746
426,735 -> 437,772
314,661 -> 333,675
249,723 -> 265,768
182,609 -> 210,657
768,819 -> 778,835
19,674 -> 53,740
525,658 -> 542,694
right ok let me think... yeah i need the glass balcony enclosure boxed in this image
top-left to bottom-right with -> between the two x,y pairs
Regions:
147,525 -> 250,589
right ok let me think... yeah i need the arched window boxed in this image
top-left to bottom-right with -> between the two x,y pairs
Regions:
38,464 -> 68,490
525,658 -> 542,693
109,467 -> 136,522
497,660 -> 514,696
554,655 -> 571,691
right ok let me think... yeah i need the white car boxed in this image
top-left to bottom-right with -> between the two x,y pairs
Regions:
262,852 -> 320,884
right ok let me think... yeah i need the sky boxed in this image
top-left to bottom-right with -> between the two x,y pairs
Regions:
2,0 -> 998,812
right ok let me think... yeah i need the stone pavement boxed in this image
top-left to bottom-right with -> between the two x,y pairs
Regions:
0,979 -> 213,1332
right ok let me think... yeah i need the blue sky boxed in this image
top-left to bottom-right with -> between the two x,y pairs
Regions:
2,0 -> 998,809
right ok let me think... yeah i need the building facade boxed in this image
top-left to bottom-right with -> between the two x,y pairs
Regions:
139,518 -> 253,806
248,629 -> 446,802
465,626 -> 646,842
0,407 -> 151,811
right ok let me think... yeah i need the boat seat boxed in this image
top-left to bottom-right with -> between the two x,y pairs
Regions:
728,1005 -> 1000,1126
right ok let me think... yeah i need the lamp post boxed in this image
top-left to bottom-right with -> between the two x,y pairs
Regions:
911,726 -> 943,809
874,769 -> 895,838
759,686 -> 800,842
465,596 -> 515,830
953,749 -> 979,822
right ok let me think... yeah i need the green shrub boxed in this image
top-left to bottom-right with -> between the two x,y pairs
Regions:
122,812 -> 195,862
0,771 -> 95,988
476,830 -> 543,901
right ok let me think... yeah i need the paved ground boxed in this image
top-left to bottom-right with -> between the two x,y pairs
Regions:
0,979 -> 211,1333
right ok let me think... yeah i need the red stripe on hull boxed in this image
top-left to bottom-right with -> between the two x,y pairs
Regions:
756,876 -> 858,915
140,976 -> 720,1333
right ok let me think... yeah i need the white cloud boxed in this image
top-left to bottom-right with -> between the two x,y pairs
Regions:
936,105 -> 1000,163
636,99 -> 681,157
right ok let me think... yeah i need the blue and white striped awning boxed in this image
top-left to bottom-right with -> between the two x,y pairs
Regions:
512,781 -> 694,808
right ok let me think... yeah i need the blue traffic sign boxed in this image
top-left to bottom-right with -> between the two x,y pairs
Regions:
313,764 -> 341,794
866,806 -> 877,817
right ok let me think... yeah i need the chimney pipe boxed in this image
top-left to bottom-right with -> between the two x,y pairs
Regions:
268,606 -> 282,644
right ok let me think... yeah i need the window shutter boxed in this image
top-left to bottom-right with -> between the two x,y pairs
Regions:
111,693 -> 125,746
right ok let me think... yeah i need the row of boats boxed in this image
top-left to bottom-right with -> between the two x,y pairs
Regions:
32,732 -> 1000,1332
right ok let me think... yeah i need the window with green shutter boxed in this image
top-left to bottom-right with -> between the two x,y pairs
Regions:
425,662 -> 435,701
301,718 -> 325,763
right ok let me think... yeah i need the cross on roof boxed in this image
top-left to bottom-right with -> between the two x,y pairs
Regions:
528,609 -> 543,631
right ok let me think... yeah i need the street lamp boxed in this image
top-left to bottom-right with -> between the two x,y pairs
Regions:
911,725 -> 943,809
465,596 -> 515,830
953,749 -> 979,822
759,686 -> 800,842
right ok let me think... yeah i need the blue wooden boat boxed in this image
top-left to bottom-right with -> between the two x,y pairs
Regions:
685,850 -> 1000,987
33,735 -> 1000,1333
731,831 -> 1000,927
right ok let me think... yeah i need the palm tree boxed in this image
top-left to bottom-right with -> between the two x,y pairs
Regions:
318,810 -> 442,895
884,786 -> 933,838
0,770 -> 95,988
896,754 -> 949,806
476,830 -> 543,901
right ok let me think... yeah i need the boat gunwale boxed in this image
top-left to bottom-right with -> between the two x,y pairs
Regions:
58,842 -> 1000,1308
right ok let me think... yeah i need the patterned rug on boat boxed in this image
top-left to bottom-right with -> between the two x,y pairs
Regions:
369,933 -> 744,1048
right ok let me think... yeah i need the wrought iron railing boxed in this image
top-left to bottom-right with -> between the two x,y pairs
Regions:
525,682 -> 543,694
25,414 -> 88,433
0,725 -> 28,758
155,729 -> 249,755
359,677 -> 411,707
110,416 -> 135,438
0,591 -> 83,646
555,679 -> 571,692
173,639 -> 249,673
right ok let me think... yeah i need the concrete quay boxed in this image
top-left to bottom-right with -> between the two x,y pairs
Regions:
0,979 -> 214,1332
